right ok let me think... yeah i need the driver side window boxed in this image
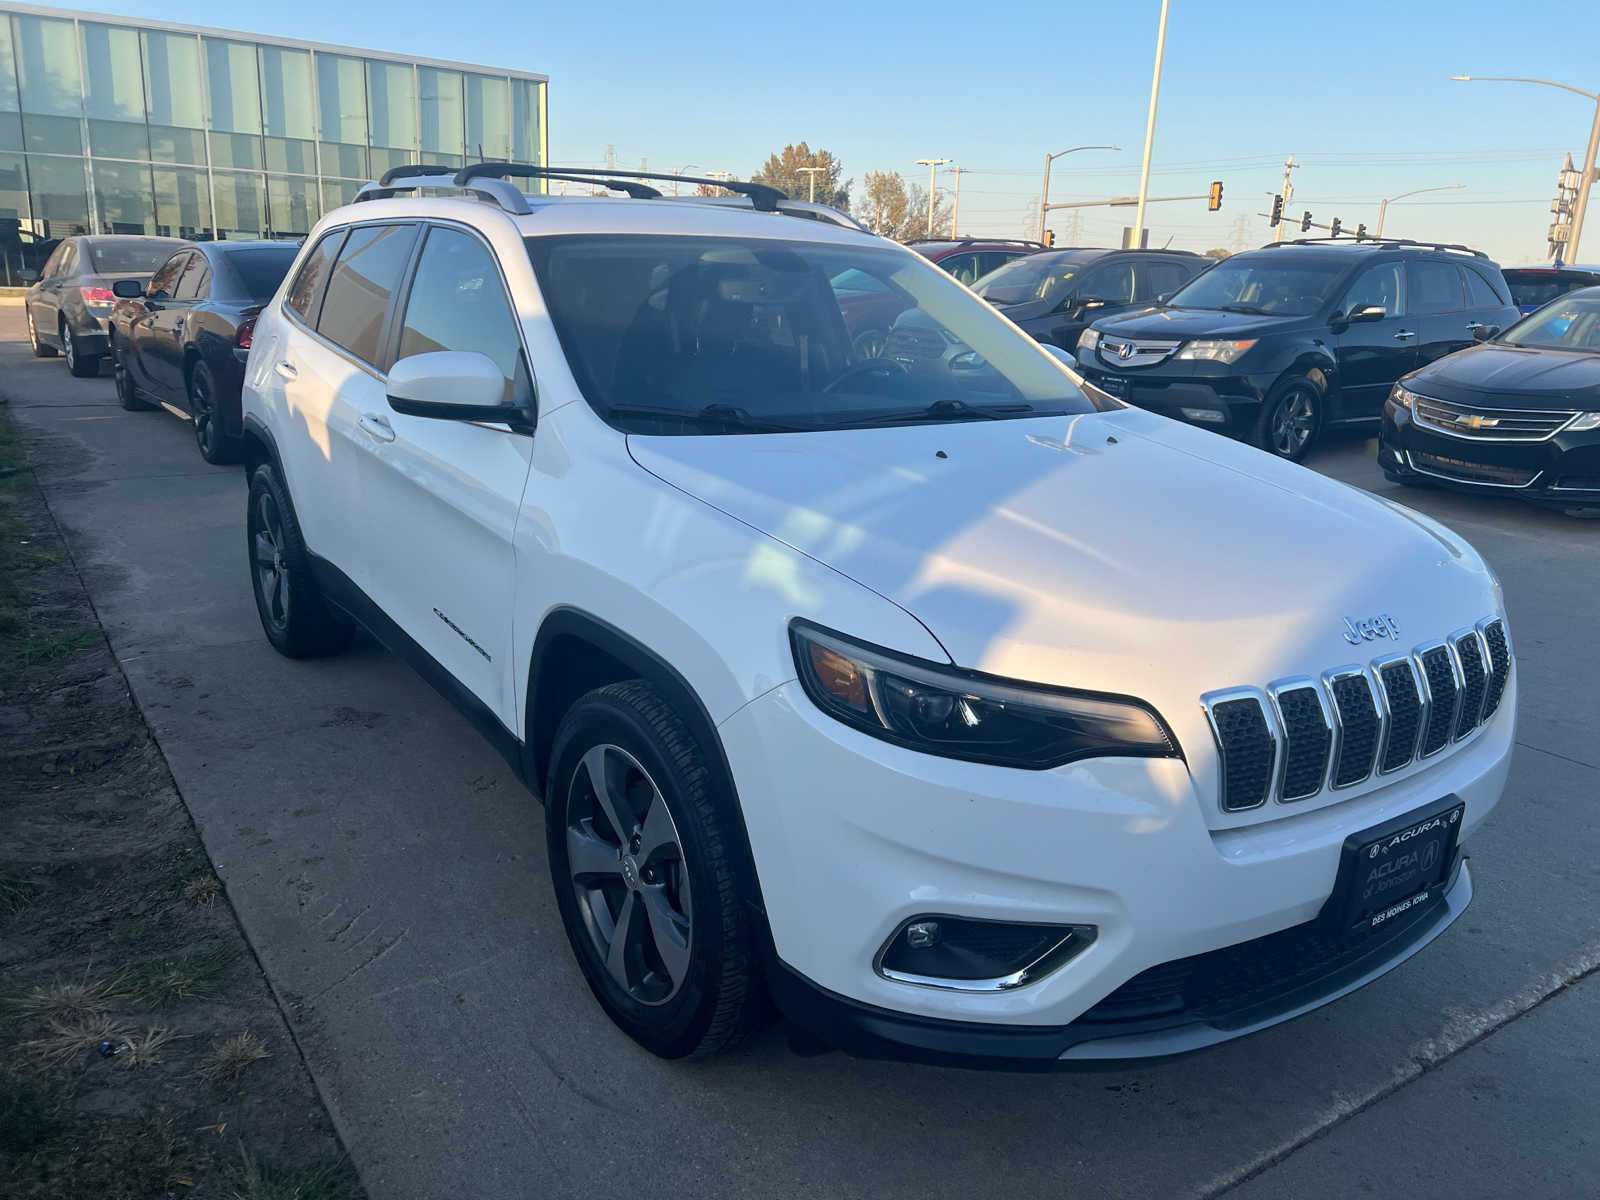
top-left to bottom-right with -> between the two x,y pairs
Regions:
1340,262 -> 1403,318
1071,263 -> 1135,307
146,252 -> 189,299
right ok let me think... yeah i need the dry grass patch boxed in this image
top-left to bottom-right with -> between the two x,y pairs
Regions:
5,969 -> 129,1024
182,873 -> 223,907
229,1143 -> 355,1200
113,1026 -> 176,1070
19,1012 -> 131,1070
201,1032 -> 270,1085
122,948 -> 234,1008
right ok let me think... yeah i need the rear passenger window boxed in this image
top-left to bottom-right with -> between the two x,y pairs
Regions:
397,227 -> 524,403
146,252 -> 189,300
1407,261 -> 1465,314
1139,260 -> 1194,301
174,255 -> 209,300
316,225 -> 417,365
285,231 -> 343,323
1462,266 -> 1507,309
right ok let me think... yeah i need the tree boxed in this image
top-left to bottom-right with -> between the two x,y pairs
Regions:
861,170 -> 910,237
900,183 -> 953,242
750,142 -> 851,211
1204,247 -> 1231,259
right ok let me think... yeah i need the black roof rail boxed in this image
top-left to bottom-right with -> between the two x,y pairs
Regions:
906,237 -> 1047,250
455,162 -> 787,211
1260,235 -> 1487,259
353,169 -> 531,212
377,164 -> 455,186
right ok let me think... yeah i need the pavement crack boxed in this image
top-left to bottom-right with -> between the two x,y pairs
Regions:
1513,739 -> 1599,772
307,928 -> 412,1003
1196,937 -> 1600,1198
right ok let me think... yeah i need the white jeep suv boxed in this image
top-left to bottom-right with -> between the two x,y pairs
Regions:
239,164 -> 1514,1063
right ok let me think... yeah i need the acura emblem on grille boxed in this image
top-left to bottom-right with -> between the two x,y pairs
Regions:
1116,341 -> 1136,359
1342,614 -> 1400,645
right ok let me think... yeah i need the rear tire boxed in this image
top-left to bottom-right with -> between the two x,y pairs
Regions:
546,681 -> 761,1059
188,361 -> 239,465
1253,376 -> 1322,462
246,464 -> 354,659
113,339 -> 152,411
27,307 -> 58,357
62,318 -> 100,378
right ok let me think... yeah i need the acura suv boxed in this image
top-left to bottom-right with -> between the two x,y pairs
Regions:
239,165 -> 1514,1063
1075,239 -> 1519,460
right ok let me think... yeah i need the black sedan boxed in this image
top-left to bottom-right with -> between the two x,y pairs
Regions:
110,240 -> 300,464
1380,287 -> 1600,515
24,235 -> 189,377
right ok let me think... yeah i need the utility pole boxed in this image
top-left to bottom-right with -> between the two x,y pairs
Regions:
1273,156 -> 1297,242
1039,145 -> 1121,241
1550,154 -> 1582,261
796,165 -> 825,203
950,166 -> 964,236
669,164 -> 699,196
915,157 -> 950,236
1130,0 -> 1171,250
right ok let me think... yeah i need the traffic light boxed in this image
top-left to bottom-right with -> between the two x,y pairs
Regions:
1043,229 -> 1055,247
1269,194 -> 1283,227
1208,180 -> 1223,212
1330,217 -> 1342,237
1300,211 -> 1312,232
1356,223 -> 1368,239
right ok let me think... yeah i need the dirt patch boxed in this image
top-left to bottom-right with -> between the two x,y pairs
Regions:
0,402 -> 365,1198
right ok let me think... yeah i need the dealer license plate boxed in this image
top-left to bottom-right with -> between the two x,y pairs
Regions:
1334,800 -> 1464,936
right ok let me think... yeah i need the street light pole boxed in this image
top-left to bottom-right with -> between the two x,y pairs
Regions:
1131,0 -> 1172,249
1374,183 -> 1465,237
796,165 -> 825,203
1038,145 -> 1121,241
1453,74 -> 1600,259
915,157 -> 951,236
669,163 -> 699,196
950,166 -> 963,236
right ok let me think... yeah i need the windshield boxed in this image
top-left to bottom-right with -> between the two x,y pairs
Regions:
526,235 -> 1102,434
1498,296 -> 1600,351
973,252 -> 1089,307
227,246 -> 300,301
86,238 -> 183,274
1166,255 -> 1347,316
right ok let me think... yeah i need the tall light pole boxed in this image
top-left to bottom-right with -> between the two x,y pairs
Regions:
950,165 -> 964,236
1375,183 -> 1465,237
1453,74 -> 1600,259
1130,0 -> 1172,249
915,157 -> 950,236
796,165 -> 825,203
669,163 -> 699,196
1039,145 -> 1121,241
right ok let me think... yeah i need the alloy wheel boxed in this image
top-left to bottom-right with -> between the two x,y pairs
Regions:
250,490 -> 290,631
61,321 -> 75,372
26,308 -> 38,352
565,743 -> 693,1006
190,370 -> 216,457
1270,386 -> 1317,457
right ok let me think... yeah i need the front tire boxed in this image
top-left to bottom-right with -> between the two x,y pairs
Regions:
113,339 -> 152,411
62,318 -> 100,378
246,464 -> 353,659
1254,376 -> 1323,461
27,306 -> 58,357
188,361 -> 239,464
546,681 -> 760,1059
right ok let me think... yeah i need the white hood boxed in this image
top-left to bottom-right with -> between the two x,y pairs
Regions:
627,408 -> 1499,720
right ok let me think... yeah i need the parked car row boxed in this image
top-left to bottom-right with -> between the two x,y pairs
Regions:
23,234 -> 300,463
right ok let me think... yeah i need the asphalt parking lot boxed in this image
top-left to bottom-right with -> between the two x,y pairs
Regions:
2,297 -> 1596,1200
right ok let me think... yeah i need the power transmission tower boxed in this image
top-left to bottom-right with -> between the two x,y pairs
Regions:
605,144 -> 617,170
1273,155 -> 1297,243
1066,211 -> 1084,246
1230,214 -> 1249,254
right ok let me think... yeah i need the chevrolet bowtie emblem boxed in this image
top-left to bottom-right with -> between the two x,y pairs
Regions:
1454,412 -> 1499,429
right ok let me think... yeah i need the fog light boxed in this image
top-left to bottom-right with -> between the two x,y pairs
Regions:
877,915 -> 1097,991
1180,407 -> 1227,424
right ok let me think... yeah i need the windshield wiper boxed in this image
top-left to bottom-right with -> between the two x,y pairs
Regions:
605,402 -> 811,432
1217,303 -> 1269,315
838,399 -> 1035,426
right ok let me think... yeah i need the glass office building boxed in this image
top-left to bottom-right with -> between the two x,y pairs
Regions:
0,2 -> 546,285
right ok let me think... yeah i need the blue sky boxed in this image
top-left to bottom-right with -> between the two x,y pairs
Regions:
81,0 -> 1600,262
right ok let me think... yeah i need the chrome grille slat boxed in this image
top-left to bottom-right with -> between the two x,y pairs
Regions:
1412,395 -> 1576,442
1204,616 -> 1508,813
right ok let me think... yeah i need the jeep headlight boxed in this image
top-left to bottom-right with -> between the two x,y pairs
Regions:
1175,338 -> 1256,364
1077,328 -> 1100,355
790,621 -> 1179,769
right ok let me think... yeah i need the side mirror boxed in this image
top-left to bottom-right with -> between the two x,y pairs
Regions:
1079,296 -> 1107,311
1472,324 -> 1498,341
1155,292 -> 1173,306
1344,303 -> 1387,325
387,351 -> 524,426
112,279 -> 144,299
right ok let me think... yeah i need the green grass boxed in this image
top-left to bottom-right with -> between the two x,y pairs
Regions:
4,625 -> 99,667
230,1144 -> 357,1200
120,948 -> 235,1009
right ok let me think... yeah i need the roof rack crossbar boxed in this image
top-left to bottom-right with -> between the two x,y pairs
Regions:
377,164 -> 456,186
352,172 -> 533,214
1261,235 -> 1486,258
455,162 -> 787,211
906,237 -> 1046,249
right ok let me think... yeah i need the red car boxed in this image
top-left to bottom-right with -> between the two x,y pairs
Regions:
833,238 -> 1044,357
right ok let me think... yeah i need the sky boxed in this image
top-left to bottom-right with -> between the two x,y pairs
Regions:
71,0 -> 1600,263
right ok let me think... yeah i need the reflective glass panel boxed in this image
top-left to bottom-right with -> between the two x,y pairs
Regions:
15,15 -> 80,116
205,39 -> 261,133
81,24 -> 146,122
0,17 -> 18,112
91,159 -> 156,234
317,54 -> 367,178
26,154 -> 89,237
214,171 -> 266,239
464,74 -> 508,162
511,79 -> 540,164
366,60 -> 416,173
419,67 -> 463,158
142,30 -> 203,128
266,173 -> 318,238
152,165 -> 211,239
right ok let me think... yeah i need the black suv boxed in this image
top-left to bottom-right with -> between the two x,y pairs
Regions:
1074,239 -> 1520,459
972,247 -> 1208,350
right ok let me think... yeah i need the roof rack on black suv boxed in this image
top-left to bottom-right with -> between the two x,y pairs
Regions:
1262,236 -> 1487,259
1074,238 -> 1519,460
353,162 -> 868,230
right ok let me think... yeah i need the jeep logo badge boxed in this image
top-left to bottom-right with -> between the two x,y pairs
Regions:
1342,614 -> 1401,645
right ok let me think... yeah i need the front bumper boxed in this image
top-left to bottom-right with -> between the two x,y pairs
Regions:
1074,358 -> 1274,437
722,679 -> 1513,1062
1381,400 -> 1600,510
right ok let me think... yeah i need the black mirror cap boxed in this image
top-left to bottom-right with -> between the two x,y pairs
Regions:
387,393 -> 534,432
1472,324 -> 1498,342
111,279 -> 144,299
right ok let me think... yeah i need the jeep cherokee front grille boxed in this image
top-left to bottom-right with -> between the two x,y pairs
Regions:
1202,618 -> 1510,813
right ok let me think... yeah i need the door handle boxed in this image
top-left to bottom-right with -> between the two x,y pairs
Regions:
273,360 -> 298,380
1465,321 -> 1485,331
1392,330 -> 1416,341
358,413 -> 395,443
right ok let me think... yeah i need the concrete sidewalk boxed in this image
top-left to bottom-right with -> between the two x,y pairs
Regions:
3,302 -> 1596,1200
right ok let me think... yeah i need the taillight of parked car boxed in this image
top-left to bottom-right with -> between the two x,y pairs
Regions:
236,318 -> 256,350
80,286 -> 115,306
